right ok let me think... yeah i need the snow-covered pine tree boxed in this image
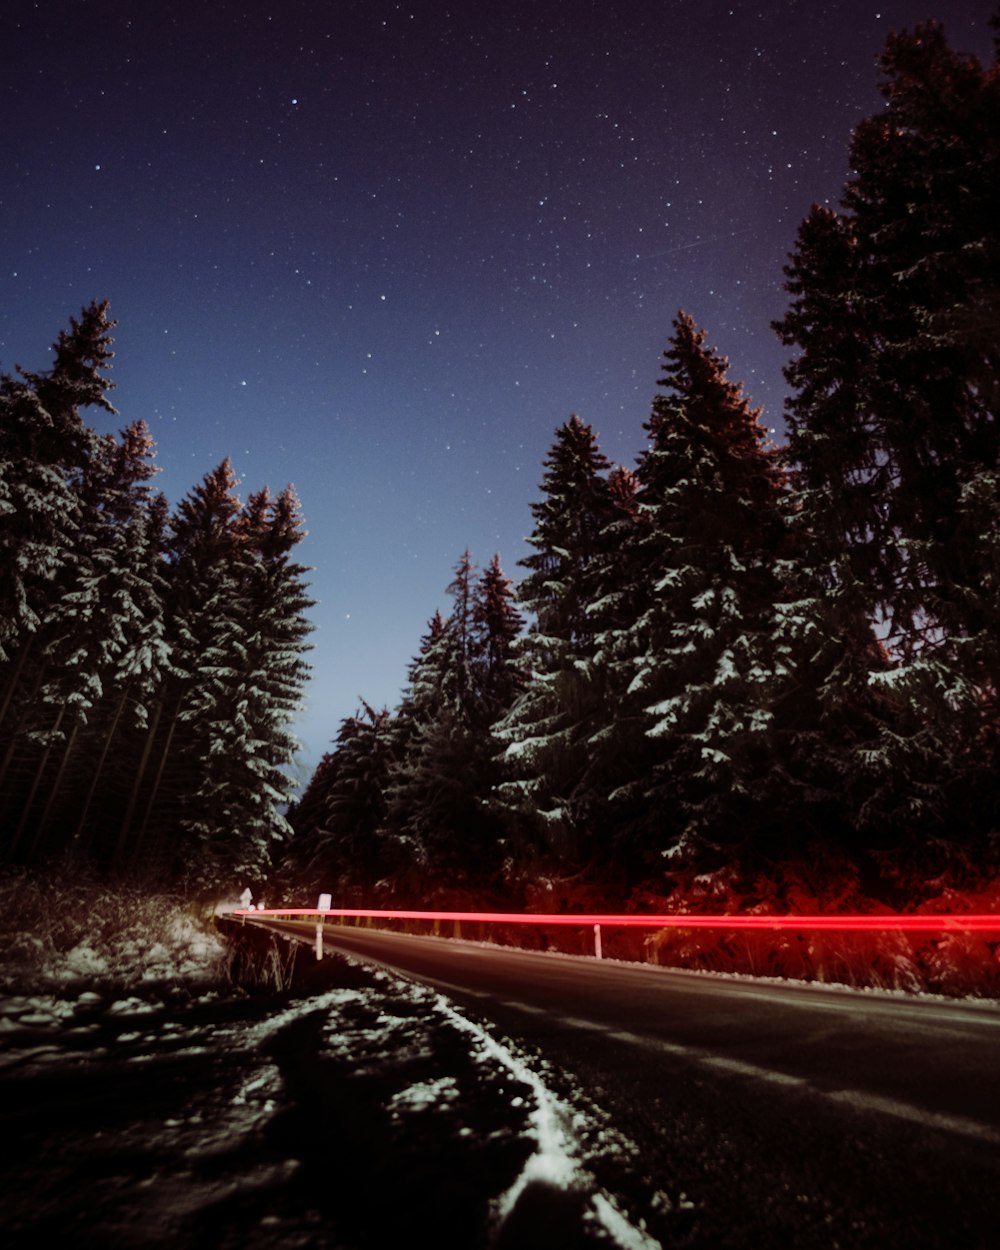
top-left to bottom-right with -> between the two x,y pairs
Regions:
391,609 -> 449,756
444,548 -> 477,711
0,303 -> 115,678
217,483 -> 313,882
492,416 -> 621,866
0,302 -> 119,859
472,552 -> 524,723
22,421 -> 170,862
124,459 -> 247,878
595,313 -> 787,890
286,701 -> 399,895
378,552 -> 517,898
380,602 -> 470,894
135,465 -> 312,890
82,455 -> 170,864
778,21 -> 1000,647
773,16 -> 1000,880
519,415 -> 613,655
0,308 -> 313,886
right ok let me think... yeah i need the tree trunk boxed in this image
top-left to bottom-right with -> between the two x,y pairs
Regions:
74,683 -> 131,856
0,661 -> 45,795
10,704 -> 66,859
117,695 -> 163,863
30,711 -> 82,857
130,696 -> 183,875
0,634 -> 35,732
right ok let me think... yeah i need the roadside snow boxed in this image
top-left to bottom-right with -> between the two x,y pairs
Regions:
327,961 -> 665,1249
1,933 -> 669,1248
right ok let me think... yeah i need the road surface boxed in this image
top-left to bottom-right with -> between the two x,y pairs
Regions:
248,917 -> 1000,1248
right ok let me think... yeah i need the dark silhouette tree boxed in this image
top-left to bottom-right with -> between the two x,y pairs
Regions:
493,416 -> 622,868
0,302 -> 119,858
592,314 -> 788,887
285,700 -> 395,896
472,552 -> 525,721
773,16 -> 1000,883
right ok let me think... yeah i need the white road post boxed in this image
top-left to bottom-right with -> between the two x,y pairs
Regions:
594,923 -> 603,959
316,893 -> 331,961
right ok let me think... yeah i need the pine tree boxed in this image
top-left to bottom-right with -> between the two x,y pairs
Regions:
232,484 -> 314,873
1,306 -> 314,887
0,303 -> 119,858
777,19 -> 1000,653
140,466 -> 313,890
773,16 -> 1000,881
445,548 -> 477,712
24,421 -> 169,861
380,605 -> 468,893
184,483 -> 313,888
123,460 -> 245,877
593,314 -> 788,888
285,700 -> 395,895
0,303 -> 115,675
378,553 -> 518,897
518,415 -> 613,654
493,416 -> 620,866
472,552 -> 525,722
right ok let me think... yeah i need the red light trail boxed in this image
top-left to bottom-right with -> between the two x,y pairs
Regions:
235,908 -> 1000,932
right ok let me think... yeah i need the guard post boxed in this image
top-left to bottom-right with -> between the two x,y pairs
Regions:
316,892 -> 332,960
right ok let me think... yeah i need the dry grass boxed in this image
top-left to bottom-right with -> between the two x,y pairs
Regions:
0,862 -> 228,993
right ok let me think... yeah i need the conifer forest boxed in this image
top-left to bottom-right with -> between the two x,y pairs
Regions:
0,301 -> 313,891
3,17 -> 999,918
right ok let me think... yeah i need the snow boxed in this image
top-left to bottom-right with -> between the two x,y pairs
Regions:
502,734 -> 546,762
714,649 -> 738,683
1,896 -> 669,1247
538,805 -> 566,825
435,994 -> 579,1208
15,886 -> 995,1243
387,1073 -> 459,1115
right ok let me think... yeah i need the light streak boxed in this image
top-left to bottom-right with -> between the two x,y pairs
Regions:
235,908 -> 1000,932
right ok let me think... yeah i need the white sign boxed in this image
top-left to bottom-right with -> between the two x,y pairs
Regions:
318,893 -> 332,912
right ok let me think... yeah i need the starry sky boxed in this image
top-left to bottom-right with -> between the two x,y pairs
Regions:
3,0 -> 996,778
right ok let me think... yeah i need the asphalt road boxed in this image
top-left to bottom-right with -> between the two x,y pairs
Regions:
250,918 -> 1000,1248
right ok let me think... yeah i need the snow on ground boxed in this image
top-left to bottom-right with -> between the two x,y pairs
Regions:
13,883 -> 996,1247
0,901 -> 667,1248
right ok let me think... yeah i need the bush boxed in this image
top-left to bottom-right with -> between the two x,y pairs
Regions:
0,862 -> 228,993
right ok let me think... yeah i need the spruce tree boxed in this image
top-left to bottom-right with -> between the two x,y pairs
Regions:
518,415 -> 613,654
0,303 -> 115,677
493,416 -> 620,867
286,700 -> 395,895
776,17 -> 1000,653
472,552 -> 525,722
773,16 -> 1000,881
379,553 -> 519,897
0,303 -> 118,858
25,421 -> 169,862
0,306 -> 314,887
124,460 -> 245,876
143,466 -> 313,890
185,483 -> 313,888
595,313 -> 787,888
381,599 -> 474,893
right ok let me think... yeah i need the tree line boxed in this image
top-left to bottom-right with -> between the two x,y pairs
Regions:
286,16 -> 1000,914
0,302 -> 313,891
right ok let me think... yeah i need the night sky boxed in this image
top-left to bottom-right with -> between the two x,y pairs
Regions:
3,0 -> 996,777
